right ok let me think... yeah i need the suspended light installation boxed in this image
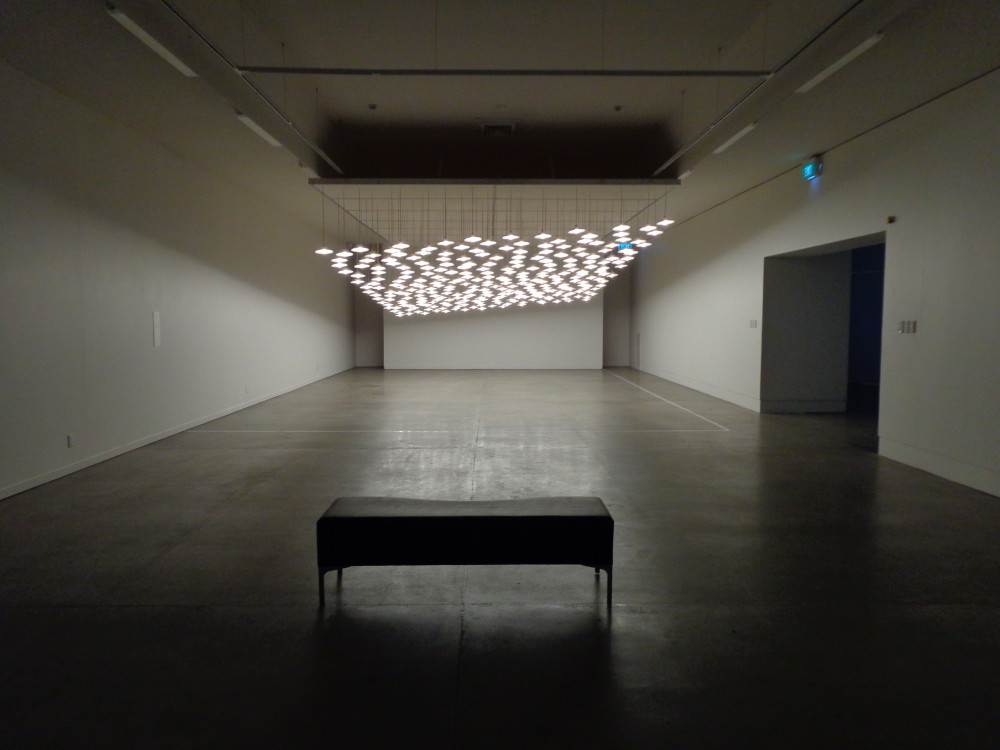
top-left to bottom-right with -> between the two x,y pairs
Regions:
315,185 -> 676,317
327,229 -> 659,317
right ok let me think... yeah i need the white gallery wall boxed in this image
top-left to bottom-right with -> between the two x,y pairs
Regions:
634,70 -> 1000,497
353,288 -> 385,368
0,61 -> 354,500
384,295 -> 603,369
760,251 -> 853,413
602,271 -> 632,367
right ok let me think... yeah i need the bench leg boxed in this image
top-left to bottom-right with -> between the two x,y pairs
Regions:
606,567 -> 613,615
319,568 -> 344,609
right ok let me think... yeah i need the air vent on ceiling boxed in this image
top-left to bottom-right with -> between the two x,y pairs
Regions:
481,121 -> 516,138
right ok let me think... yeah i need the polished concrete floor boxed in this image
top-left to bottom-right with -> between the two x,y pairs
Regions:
1,367 -> 999,748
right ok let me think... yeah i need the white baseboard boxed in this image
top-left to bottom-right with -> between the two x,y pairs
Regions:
880,438 -> 1000,499
760,399 -> 847,414
0,369 -> 349,502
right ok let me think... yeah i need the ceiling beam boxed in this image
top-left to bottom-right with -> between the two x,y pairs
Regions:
240,66 -> 769,78
310,178 -> 679,186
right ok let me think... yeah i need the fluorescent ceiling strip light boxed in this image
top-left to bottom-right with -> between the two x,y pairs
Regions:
235,111 -> 282,146
106,5 -> 198,77
796,33 -> 884,94
712,122 -> 756,154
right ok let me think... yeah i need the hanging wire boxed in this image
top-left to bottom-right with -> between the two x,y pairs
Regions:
761,1 -> 770,70
281,41 -> 288,110
239,0 -> 247,67
489,185 -> 495,240
319,186 -> 325,249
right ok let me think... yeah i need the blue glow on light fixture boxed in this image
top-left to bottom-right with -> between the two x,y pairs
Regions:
802,156 -> 823,181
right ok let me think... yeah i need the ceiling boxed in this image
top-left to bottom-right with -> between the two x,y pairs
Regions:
1,0 -> 998,248
144,0 -> 858,181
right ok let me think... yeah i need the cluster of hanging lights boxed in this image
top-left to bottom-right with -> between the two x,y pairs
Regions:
314,193 -> 674,317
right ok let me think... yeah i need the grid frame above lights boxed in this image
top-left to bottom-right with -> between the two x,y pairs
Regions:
313,184 -> 674,317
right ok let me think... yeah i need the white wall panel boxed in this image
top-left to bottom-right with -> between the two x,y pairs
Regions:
384,295 -> 603,369
0,62 -> 354,500
602,271 -> 632,367
761,252 -> 851,412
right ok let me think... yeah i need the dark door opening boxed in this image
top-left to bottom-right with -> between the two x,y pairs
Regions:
847,244 -> 885,414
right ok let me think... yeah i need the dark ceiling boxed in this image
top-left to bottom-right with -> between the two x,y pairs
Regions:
108,0 -> 862,181
1,0 -> 996,239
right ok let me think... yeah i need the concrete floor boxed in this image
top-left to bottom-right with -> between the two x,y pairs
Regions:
1,367 -> 999,748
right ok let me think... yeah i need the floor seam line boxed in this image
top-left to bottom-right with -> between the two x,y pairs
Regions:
606,369 -> 730,431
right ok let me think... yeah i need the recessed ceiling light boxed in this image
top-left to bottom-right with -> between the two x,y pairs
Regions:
235,111 -> 282,147
712,122 -> 756,154
796,33 -> 884,94
106,5 -> 198,77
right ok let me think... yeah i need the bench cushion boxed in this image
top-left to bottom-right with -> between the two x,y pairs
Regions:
316,496 -> 613,569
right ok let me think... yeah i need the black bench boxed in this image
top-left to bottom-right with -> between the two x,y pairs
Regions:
316,496 -> 614,610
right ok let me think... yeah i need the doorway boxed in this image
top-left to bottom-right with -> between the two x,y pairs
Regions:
761,233 -> 885,428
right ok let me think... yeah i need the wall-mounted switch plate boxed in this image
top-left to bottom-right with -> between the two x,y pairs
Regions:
898,320 -> 918,334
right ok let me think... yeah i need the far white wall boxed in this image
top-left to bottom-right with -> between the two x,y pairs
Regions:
353,287 -> 384,367
761,252 -> 851,412
0,61 -> 354,500
635,71 -> 1000,496
602,269 -> 631,367
384,295 -> 603,369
